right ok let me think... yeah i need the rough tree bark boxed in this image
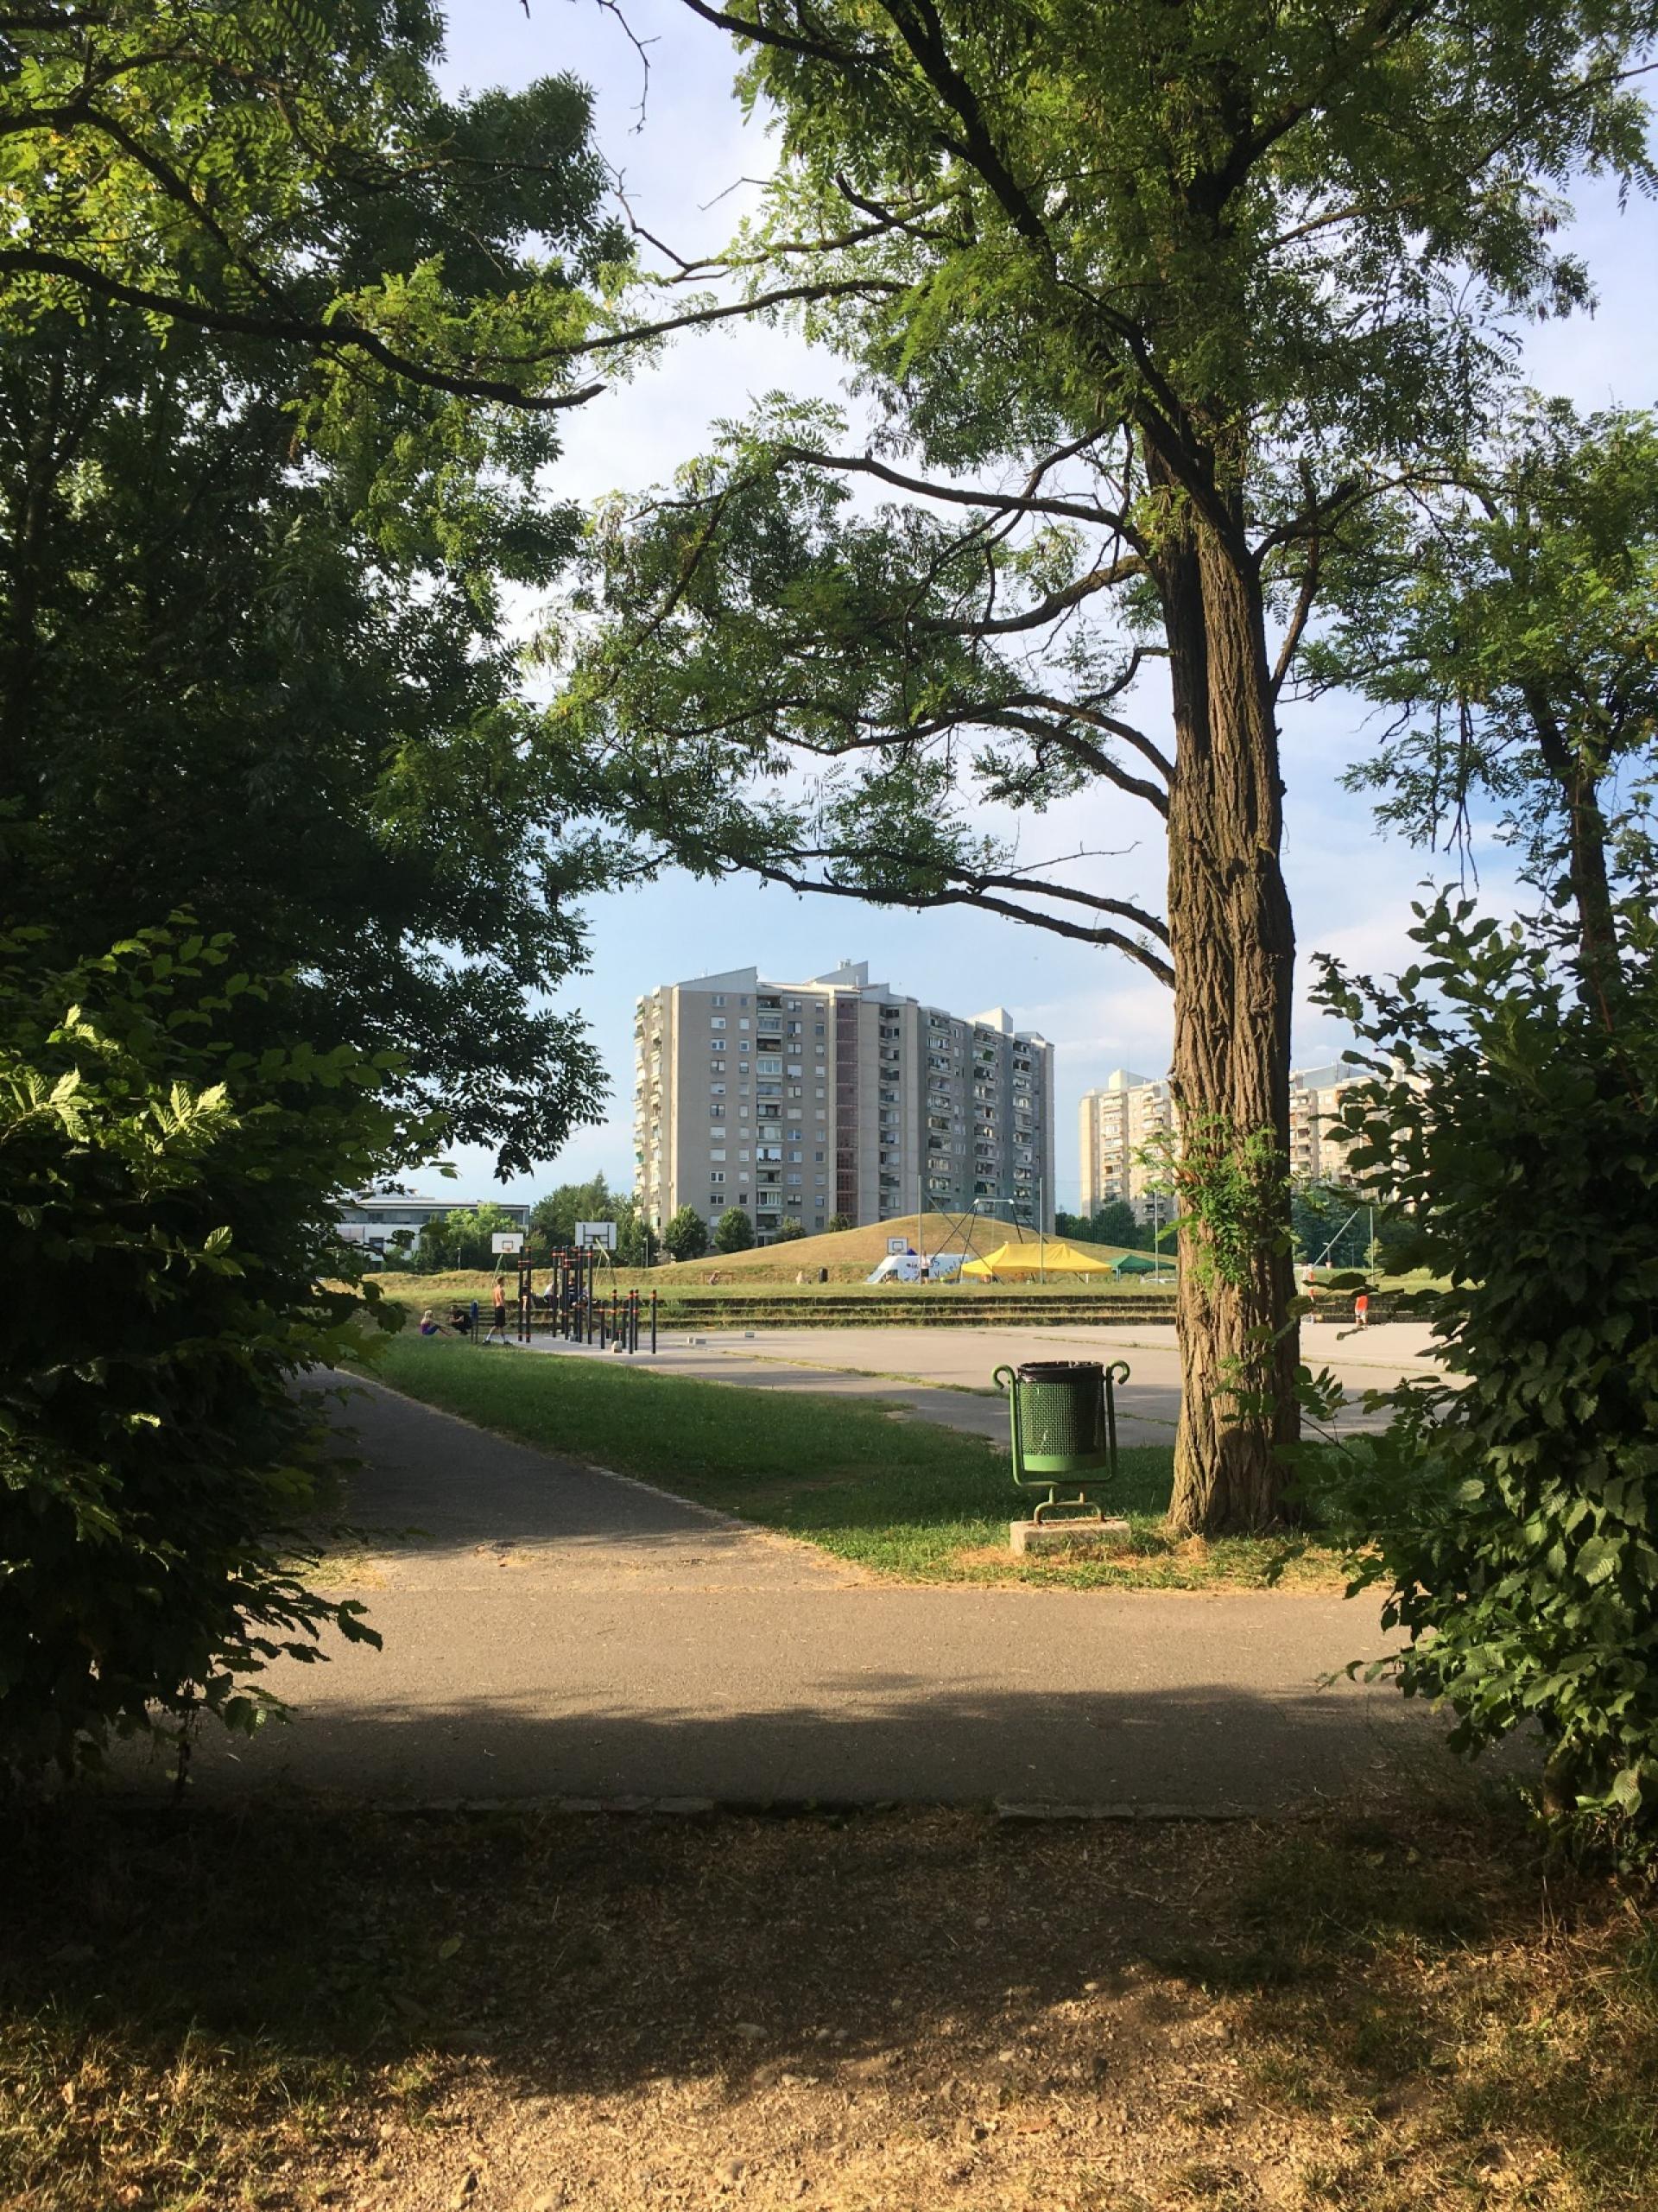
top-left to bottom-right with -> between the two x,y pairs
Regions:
1158,490 -> 1300,1535
1524,688 -> 1623,1021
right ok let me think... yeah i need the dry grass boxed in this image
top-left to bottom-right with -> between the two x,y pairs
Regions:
362,1213 -> 1168,1303
5,1792 -> 1658,2212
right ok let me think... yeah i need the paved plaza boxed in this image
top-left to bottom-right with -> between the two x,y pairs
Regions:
522,1317 -> 1443,1445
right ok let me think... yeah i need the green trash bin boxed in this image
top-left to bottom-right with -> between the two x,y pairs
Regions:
993,1359 -> 1130,1522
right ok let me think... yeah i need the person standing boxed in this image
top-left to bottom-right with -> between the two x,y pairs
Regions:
485,1275 -> 510,1346
1354,1289 -> 1370,1329
1303,1268 -> 1320,1323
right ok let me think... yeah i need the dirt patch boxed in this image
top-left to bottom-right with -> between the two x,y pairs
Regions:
7,1796 -> 1656,2212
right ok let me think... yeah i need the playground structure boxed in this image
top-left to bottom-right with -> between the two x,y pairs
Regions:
510,1245 -> 660,1355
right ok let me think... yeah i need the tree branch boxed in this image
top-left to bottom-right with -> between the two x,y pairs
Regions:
985,711 -> 1169,814
737,849 -> 1175,983
0,250 -> 608,411
775,442 -> 1139,536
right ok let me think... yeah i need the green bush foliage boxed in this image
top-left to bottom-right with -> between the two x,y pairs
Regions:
663,1207 -> 708,1263
0,926 -> 408,1783
713,1207 -> 756,1255
1315,891 -> 1658,1855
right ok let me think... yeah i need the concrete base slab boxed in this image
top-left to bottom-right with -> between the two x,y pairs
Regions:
1010,1517 -> 1133,1556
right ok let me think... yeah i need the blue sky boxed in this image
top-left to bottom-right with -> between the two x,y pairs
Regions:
433,1 -> 1655,1213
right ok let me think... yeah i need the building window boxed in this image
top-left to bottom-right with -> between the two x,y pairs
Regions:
710,1169 -> 725,1184
712,993 -> 725,1006
710,1149 -> 726,1161
710,1017 -> 726,1030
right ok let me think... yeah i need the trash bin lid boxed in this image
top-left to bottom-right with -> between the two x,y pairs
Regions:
1014,1360 -> 1103,1385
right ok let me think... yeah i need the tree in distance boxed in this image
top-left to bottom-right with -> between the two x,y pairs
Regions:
825,1213 -> 856,1235
531,1175 -> 621,1251
551,0 -> 1656,1531
664,1206 -> 711,1263
414,1205 -> 524,1275
1055,1202 -> 1149,1252
530,1174 -> 655,1264
714,1207 -> 757,1254
774,1217 -> 807,1242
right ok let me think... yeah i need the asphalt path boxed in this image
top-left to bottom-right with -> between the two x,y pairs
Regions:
158,1374 -> 1459,1816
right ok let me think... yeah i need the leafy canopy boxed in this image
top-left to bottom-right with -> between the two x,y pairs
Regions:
1308,400 -> 1658,1002
0,307 -> 613,1173
0,1 -> 628,421
554,0 -> 1657,948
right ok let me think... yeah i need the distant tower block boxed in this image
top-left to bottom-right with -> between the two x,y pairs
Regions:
634,963 -> 1055,1246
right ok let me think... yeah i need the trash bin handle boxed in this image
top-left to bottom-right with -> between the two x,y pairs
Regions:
992,1364 -> 1022,1468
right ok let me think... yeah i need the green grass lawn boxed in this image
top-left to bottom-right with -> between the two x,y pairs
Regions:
365,1337 -> 1341,1590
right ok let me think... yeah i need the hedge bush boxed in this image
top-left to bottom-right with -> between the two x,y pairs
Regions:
0,926 -> 412,1783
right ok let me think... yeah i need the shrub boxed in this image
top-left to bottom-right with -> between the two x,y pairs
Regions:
0,925 -> 411,1784
1314,891 -> 1658,1857
825,1212 -> 855,1234
773,1217 -> 805,1242
713,1207 -> 755,1253
663,1205 -> 708,1262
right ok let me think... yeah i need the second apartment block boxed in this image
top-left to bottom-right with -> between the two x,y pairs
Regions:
1079,1063 -> 1360,1225
635,961 -> 1055,1242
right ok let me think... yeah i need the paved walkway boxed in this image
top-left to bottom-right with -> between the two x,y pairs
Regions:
161,1378 -> 1455,1815
522,1318 -> 1441,1446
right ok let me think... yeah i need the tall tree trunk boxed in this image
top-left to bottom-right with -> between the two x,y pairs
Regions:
1160,504 -> 1299,1536
1524,688 -> 1621,1020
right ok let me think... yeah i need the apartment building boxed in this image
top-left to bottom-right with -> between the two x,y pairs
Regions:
1077,1068 -> 1176,1224
634,961 -> 1056,1242
1078,1062 -> 1359,1224
1288,1064 -> 1361,1187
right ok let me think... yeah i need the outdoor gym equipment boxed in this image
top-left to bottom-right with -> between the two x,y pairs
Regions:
993,1359 -> 1130,1524
511,1245 -> 658,1355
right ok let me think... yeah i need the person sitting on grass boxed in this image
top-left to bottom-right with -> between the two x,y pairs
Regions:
419,1309 -> 452,1337
449,1304 -> 472,1336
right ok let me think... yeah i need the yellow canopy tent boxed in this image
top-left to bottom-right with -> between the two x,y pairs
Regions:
959,1239 -> 1111,1281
